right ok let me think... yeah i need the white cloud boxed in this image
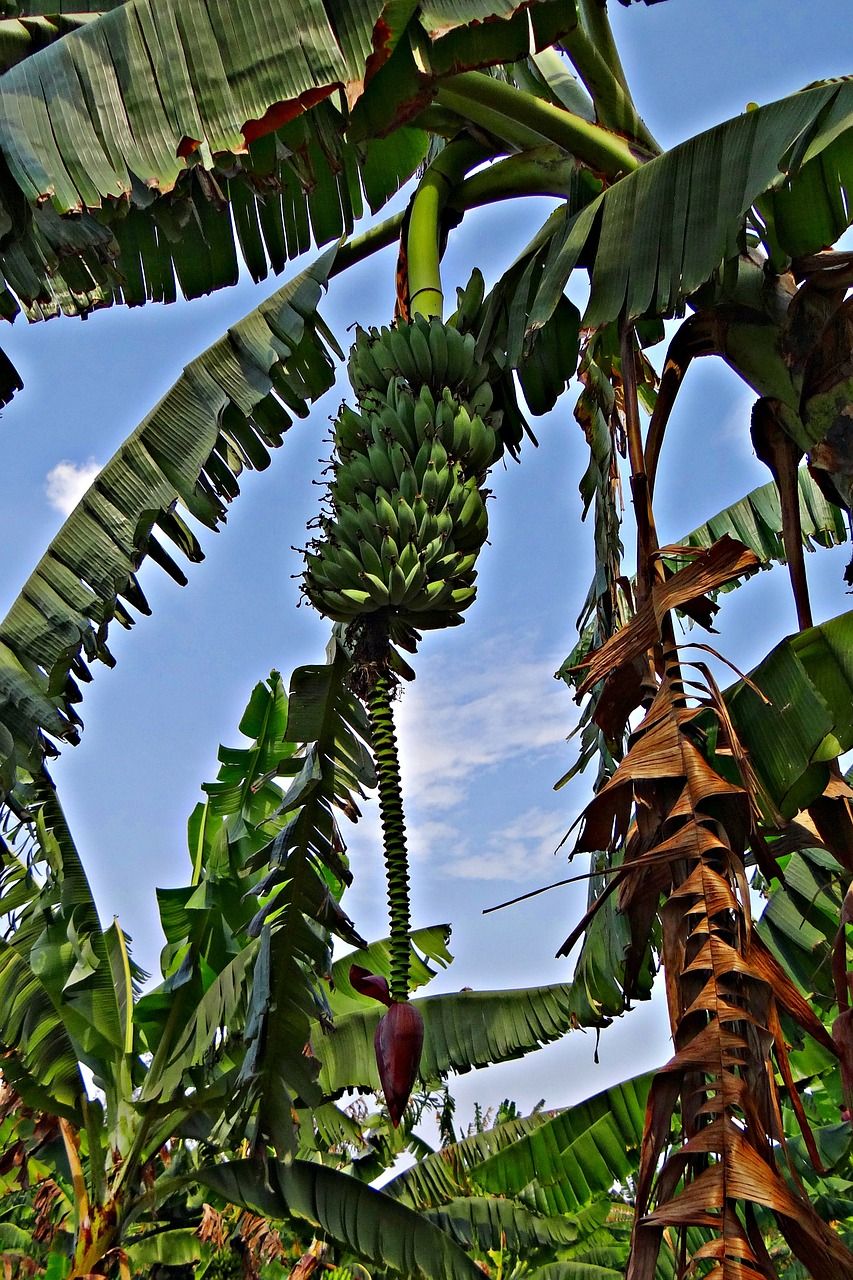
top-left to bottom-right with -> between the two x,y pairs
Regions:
45,458 -> 101,515
438,806 -> 571,882
394,650 -> 573,811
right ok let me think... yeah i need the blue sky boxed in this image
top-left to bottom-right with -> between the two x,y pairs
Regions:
2,1 -> 852,1125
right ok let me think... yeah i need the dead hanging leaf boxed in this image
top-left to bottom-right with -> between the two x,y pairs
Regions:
287,1239 -> 329,1277
240,1211 -> 288,1265
564,661 -> 851,1280
197,1203 -> 228,1251
576,535 -> 761,697
808,770 -> 853,871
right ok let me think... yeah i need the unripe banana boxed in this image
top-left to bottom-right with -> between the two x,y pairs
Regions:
398,466 -> 418,505
464,414 -> 496,476
387,562 -> 409,606
374,493 -> 399,540
395,498 -> 418,546
303,318 -> 503,636
467,380 -> 494,418
371,330 -> 399,383
340,587 -> 375,609
387,326 -> 420,386
402,559 -> 427,598
360,573 -> 392,607
409,323 -> 433,386
454,268 -> 485,331
397,542 -> 420,578
366,442 -> 397,493
349,335 -> 386,395
389,442 -> 411,487
335,405 -> 370,453
308,554 -> 354,591
359,539 -> 385,581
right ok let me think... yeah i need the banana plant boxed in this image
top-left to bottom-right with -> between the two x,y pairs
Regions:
1,2 -> 853,1276
0,655 -> 592,1278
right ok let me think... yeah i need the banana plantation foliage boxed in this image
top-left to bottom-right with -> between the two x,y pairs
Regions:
1,0 -> 853,1276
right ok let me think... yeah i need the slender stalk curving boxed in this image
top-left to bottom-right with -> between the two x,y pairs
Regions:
366,671 -> 412,1002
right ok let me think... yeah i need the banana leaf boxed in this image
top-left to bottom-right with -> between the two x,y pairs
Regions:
472,1072 -> 652,1216
726,608 -> 853,816
0,248 -> 339,800
198,1157 -> 487,1280
0,771 -> 135,1115
423,1195 -> 579,1253
527,79 -> 853,331
0,0 -> 573,317
678,468 -> 847,580
383,1108 -> 557,1209
225,640 -> 372,1154
315,981 -> 577,1095
137,650 -> 372,1161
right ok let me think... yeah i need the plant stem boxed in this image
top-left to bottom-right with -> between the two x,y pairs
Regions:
563,22 -> 659,153
577,0 -> 634,97
620,322 -> 658,608
331,147 -> 604,284
436,72 -> 642,178
451,146 -> 601,207
406,137 -> 490,319
366,672 -> 411,1002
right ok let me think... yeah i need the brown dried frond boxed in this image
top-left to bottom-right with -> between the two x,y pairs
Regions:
197,1203 -> 228,1251
567,662 -> 851,1280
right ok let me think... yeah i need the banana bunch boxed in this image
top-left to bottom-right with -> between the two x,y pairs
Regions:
303,314 -> 501,636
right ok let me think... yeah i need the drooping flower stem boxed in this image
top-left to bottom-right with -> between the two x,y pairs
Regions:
406,136 -> 491,320
366,670 -> 412,1002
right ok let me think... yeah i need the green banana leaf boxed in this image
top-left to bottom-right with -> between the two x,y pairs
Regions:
383,1107 -> 556,1209
316,980 -> 578,1095
225,641 -> 374,1154
525,1264 -> 622,1280
678,468 -> 847,580
0,771 -> 139,1115
527,79 -> 853,332
0,0 -> 572,318
199,1157 -> 487,1280
123,1228 -> 202,1268
0,248 -> 339,800
0,932 -> 85,1118
726,608 -> 853,817
0,2 -> 126,13
0,12 -> 117,73
423,1195 -> 579,1253
472,1072 -> 652,1216
137,654 -> 372,1161
757,845 -> 846,1015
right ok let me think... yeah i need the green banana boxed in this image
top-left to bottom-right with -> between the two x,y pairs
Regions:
409,322 -> 434,386
303,318 -> 501,638
428,320 -> 448,388
454,268 -> 485,332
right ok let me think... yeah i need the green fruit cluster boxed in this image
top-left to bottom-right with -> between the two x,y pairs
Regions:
303,314 -> 501,635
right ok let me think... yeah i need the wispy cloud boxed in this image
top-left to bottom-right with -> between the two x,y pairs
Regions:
434,805 -> 570,883
45,458 -> 101,515
341,638 -> 580,896
395,649 -> 573,811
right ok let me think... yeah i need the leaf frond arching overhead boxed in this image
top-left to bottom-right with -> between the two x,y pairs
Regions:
527,79 -> 853,333
199,1157 -> 488,1280
0,0 -> 575,322
0,248 -> 340,800
315,980 -> 577,1096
